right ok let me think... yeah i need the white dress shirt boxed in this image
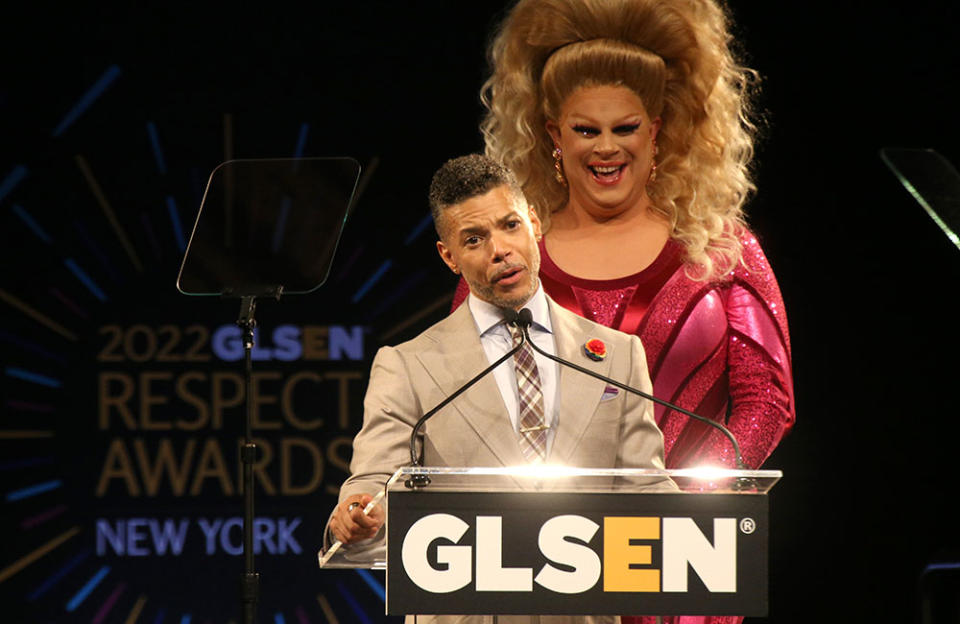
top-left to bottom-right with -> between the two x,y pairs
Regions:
467,285 -> 560,456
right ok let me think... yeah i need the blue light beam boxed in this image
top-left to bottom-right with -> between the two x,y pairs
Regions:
64,258 -> 107,302
404,213 -> 434,246
167,196 -> 185,252
355,569 -> 386,602
6,479 -> 63,502
27,549 -> 92,601
146,122 -> 168,175
11,204 -> 52,243
53,66 -> 121,137
294,123 -> 309,158
65,565 -> 110,612
4,367 -> 62,388
351,259 -> 393,304
335,582 -> 373,624
0,165 -> 28,203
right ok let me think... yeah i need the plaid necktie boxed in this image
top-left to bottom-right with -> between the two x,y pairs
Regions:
508,322 -> 547,462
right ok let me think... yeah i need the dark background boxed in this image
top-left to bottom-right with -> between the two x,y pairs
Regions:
2,2 -> 959,623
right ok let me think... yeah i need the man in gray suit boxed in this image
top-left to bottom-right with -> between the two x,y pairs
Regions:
327,155 -> 670,623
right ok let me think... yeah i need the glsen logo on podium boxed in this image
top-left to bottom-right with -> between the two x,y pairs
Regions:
401,514 -> 736,595
387,491 -> 769,616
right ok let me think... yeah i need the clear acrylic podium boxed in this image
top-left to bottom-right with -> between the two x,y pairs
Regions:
319,466 -> 781,617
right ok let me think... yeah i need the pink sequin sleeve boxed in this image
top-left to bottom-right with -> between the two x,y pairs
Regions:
685,235 -> 795,469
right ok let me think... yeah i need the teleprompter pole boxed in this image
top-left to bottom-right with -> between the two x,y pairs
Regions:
238,295 -> 259,624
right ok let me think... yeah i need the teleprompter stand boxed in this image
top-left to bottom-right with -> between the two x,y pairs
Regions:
178,157 -> 361,624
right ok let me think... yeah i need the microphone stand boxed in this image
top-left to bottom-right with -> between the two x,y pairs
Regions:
405,312 -> 526,489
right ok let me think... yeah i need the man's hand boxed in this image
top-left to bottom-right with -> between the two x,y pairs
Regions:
330,494 -> 385,544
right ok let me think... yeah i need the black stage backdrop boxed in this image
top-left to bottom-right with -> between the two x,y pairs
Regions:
1,3 -> 958,623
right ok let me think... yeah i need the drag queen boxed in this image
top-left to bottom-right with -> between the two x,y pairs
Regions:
454,0 -> 795,538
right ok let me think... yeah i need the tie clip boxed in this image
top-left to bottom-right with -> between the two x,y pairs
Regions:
519,424 -> 550,433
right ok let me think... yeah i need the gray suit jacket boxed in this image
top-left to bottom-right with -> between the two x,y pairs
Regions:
332,296 -> 671,624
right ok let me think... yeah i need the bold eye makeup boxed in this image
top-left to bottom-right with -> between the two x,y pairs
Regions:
613,123 -> 642,135
571,124 -> 599,137
569,121 -> 642,137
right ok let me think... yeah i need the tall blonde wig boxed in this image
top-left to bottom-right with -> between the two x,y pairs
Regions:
481,0 -> 760,280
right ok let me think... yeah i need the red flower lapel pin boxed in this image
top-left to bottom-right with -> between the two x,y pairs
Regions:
583,338 -> 607,361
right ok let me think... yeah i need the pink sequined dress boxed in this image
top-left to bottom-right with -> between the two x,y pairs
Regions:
452,228 -> 793,624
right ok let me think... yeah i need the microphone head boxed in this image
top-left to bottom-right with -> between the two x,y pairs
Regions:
501,308 -> 520,326
517,308 -> 533,328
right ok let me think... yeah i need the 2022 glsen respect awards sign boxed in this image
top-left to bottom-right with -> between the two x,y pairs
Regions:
51,312 -> 372,620
387,491 -> 769,616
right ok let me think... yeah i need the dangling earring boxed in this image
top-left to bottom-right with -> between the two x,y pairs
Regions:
647,142 -> 659,185
552,146 -> 567,187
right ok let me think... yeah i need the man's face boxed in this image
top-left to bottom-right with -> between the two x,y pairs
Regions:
436,185 -> 543,310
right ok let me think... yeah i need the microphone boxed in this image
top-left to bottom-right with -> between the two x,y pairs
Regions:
514,308 -> 750,472
405,307 -> 525,488
516,307 -> 533,328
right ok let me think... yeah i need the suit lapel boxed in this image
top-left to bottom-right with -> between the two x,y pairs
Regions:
414,304 -> 526,467
548,300 -> 612,465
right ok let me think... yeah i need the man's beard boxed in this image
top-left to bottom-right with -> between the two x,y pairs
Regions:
471,269 -> 540,310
